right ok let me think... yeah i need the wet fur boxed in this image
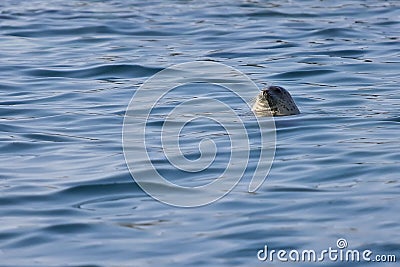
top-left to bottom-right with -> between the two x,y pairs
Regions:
252,86 -> 300,116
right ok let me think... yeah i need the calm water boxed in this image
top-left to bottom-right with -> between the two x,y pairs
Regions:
1,0 -> 399,266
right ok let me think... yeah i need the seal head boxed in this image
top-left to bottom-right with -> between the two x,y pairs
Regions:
252,86 -> 300,116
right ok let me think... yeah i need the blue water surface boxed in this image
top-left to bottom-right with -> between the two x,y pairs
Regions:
1,0 -> 399,266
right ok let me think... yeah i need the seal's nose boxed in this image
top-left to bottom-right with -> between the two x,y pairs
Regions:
262,89 -> 268,97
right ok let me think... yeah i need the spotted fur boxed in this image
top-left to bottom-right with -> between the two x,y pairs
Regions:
252,86 -> 300,116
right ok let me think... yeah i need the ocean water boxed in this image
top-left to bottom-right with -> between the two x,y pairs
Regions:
1,0 -> 399,266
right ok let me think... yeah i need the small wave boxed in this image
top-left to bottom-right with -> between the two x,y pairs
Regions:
270,69 -> 336,79
25,64 -> 163,79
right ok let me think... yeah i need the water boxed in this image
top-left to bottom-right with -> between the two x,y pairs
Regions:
1,0 -> 399,266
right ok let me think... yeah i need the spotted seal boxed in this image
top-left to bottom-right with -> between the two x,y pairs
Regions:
252,86 -> 300,116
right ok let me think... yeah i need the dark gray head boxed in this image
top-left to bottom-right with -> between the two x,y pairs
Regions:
252,86 -> 300,116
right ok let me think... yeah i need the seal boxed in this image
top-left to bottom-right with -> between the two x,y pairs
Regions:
252,86 -> 300,116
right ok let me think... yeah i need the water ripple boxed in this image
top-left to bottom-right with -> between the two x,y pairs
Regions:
1,0 -> 399,266
26,64 -> 163,79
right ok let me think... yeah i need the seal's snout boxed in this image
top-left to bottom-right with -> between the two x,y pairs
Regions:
261,89 -> 268,98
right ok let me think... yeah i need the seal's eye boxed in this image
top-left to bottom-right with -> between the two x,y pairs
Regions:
262,90 -> 268,97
